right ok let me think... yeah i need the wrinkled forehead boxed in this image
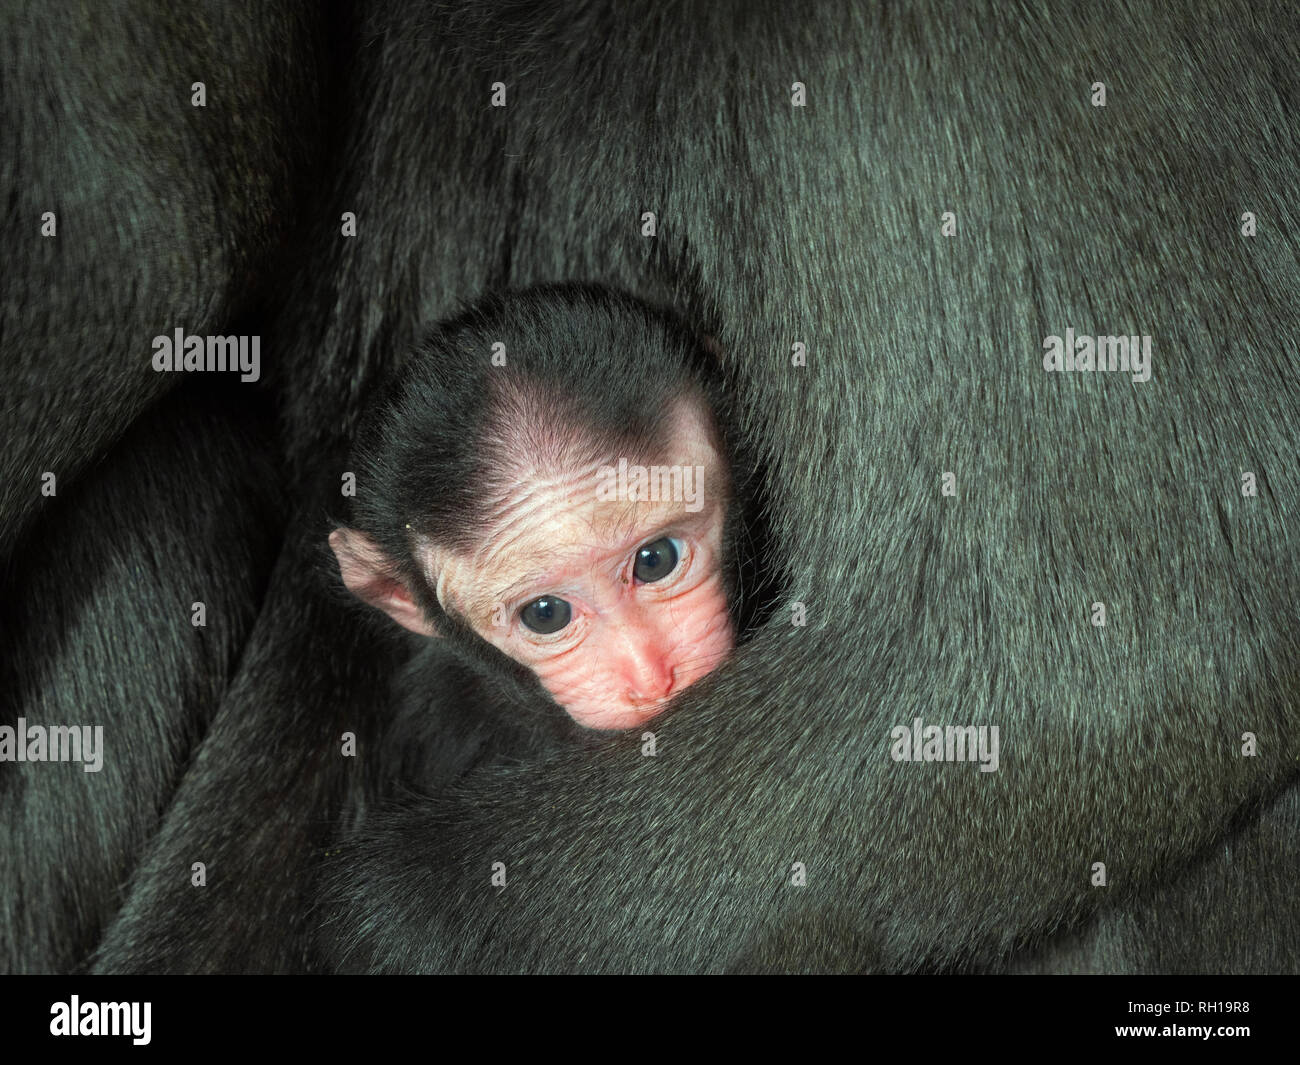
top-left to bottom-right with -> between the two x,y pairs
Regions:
423,394 -> 728,618
481,385 -> 721,513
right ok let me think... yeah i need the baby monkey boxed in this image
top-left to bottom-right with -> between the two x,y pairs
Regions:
331,284 -> 753,731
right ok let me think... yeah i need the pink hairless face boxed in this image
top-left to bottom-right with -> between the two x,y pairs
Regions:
331,395 -> 735,730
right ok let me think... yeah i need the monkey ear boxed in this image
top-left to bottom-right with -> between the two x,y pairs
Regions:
329,528 -> 439,637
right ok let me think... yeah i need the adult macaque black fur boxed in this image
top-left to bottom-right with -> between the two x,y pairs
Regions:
0,0 -> 320,562
0,0 -> 318,973
305,1 -> 1296,972
4,1 -> 1296,973
0,386 -> 283,973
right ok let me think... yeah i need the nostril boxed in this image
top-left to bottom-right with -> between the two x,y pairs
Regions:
623,654 -> 676,705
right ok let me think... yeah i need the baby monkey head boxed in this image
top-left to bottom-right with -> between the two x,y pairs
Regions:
331,284 -> 741,730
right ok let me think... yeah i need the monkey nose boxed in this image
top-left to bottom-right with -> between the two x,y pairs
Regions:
624,659 -> 676,706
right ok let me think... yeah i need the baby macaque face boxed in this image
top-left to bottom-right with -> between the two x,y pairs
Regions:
426,398 -> 734,729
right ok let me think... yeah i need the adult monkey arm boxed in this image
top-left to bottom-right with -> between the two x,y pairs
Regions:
0,387 -> 284,973
0,0 -> 319,560
314,0 -> 1300,971
0,0 -> 319,973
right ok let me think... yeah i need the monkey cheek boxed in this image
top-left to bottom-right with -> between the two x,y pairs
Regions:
671,616 -> 734,696
670,584 -> 735,686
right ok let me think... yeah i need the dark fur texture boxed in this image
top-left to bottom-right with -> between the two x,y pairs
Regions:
1,1 -> 1296,974
0,386 -> 283,972
373,640 -> 601,797
0,0 -> 318,973
309,0 -> 1300,973
0,0 -> 319,560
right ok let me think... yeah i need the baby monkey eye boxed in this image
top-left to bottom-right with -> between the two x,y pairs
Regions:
633,536 -> 681,584
519,595 -> 572,634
